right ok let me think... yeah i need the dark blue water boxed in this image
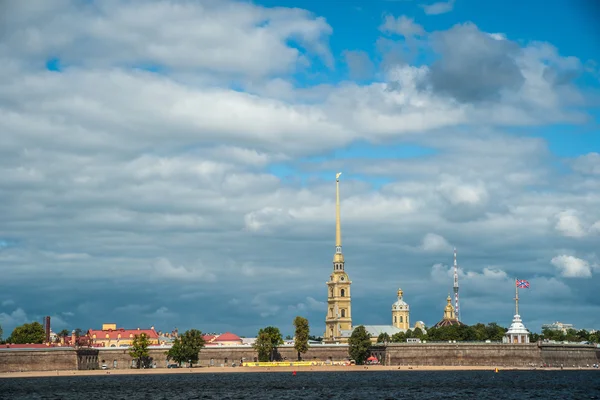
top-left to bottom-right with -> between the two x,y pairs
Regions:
0,371 -> 599,399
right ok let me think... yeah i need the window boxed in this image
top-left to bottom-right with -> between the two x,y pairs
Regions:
340,289 -> 345,297
394,316 -> 397,323
341,309 -> 346,318
400,316 -> 403,323
330,308 -> 333,317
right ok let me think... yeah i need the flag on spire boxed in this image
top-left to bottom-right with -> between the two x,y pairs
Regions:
516,279 -> 530,288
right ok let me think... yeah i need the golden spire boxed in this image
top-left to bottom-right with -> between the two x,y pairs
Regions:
397,288 -> 403,299
333,172 -> 344,264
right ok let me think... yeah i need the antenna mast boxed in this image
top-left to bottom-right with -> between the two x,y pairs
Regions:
453,248 -> 461,322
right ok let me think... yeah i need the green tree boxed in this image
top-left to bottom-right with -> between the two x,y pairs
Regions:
412,328 -> 424,339
293,316 -> 310,361
7,322 -> 45,344
253,330 -> 273,362
391,332 -> 405,343
253,326 -> 283,362
0,323 -> 3,342
485,323 -> 506,342
348,326 -> 371,365
576,329 -> 590,342
530,332 -> 540,342
74,328 -> 83,338
58,329 -> 70,337
377,332 -> 391,344
167,329 -> 205,367
308,335 -> 323,342
129,333 -> 151,368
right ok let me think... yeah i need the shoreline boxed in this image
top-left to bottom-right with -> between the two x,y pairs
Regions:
1,365 -> 597,378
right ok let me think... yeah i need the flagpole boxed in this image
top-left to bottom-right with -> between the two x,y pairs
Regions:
515,278 -> 519,315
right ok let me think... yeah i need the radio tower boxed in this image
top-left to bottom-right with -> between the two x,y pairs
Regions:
453,248 -> 461,322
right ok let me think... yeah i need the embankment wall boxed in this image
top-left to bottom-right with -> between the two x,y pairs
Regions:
373,343 -> 598,367
0,348 -> 77,373
1,343 -> 598,373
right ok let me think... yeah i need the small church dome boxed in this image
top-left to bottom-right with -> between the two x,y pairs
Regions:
392,288 -> 409,310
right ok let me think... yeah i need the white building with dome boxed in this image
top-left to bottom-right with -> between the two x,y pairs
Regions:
503,283 -> 531,344
503,314 -> 530,344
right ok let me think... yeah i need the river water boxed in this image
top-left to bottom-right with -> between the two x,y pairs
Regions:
0,370 -> 599,399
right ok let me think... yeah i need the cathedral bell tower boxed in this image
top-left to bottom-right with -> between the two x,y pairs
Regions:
392,288 -> 410,330
324,172 -> 352,343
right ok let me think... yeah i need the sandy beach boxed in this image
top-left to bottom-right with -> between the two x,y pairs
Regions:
1,365 -> 595,379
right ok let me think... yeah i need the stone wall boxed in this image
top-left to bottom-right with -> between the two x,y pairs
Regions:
0,348 -> 77,373
373,342 -> 598,367
540,343 -> 599,367
1,343 -> 597,373
197,345 -> 350,367
96,348 -> 172,369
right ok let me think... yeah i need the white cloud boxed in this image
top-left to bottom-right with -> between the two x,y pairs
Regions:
554,210 -> 586,237
420,0 -> 455,15
420,233 -> 452,252
379,15 -> 426,37
1,0 -> 334,77
0,0 -> 598,335
551,255 -> 592,278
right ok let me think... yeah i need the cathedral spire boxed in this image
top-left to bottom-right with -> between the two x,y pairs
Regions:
333,172 -> 344,267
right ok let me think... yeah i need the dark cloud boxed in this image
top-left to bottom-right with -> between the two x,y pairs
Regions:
425,23 -> 525,103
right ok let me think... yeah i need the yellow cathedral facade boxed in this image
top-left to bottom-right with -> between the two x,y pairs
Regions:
324,173 -> 424,344
324,172 -> 353,343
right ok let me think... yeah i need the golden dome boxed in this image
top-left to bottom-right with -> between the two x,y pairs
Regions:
444,295 -> 454,312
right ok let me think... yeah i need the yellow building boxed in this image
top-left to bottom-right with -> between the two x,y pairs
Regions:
392,288 -> 410,330
87,323 -> 160,347
324,172 -> 352,343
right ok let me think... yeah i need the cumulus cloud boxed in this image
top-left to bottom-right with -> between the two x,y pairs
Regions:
420,0 -> 455,15
420,233 -> 452,252
571,152 -> 600,175
0,0 -> 598,335
380,15 -> 426,37
551,255 -> 593,278
554,210 -> 586,237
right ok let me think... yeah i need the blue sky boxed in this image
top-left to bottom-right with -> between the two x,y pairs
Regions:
0,0 -> 599,339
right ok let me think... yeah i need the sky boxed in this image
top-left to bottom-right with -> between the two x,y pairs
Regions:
0,0 -> 599,339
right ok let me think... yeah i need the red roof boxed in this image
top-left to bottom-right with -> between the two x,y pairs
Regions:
88,327 -> 159,340
214,332 -> 241,342
2,344 -> 59,348
202,335 -> 217,343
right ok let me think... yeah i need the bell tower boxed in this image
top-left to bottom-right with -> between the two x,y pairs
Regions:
392,288 -> 410,330
324,172 -> 352,343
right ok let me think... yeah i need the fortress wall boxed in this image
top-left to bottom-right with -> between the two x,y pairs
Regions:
0,344 -> 597,372
0,349 -> 77,373
375,343 -> 541,367
197,345 -> 350,367
540,344 -> 599,367
95,348 -> 172,369
374,343 -> 598,367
